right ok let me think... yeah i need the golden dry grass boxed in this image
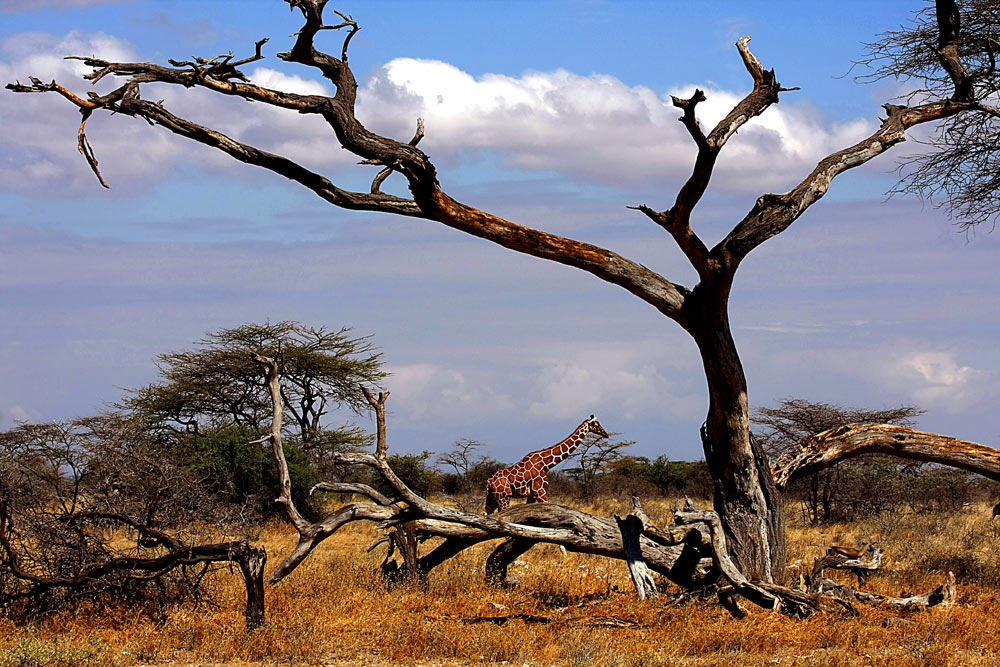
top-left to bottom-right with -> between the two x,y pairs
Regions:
3,495 -> 1000,666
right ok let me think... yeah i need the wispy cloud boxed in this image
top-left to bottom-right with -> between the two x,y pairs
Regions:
526,339 -> 703,422
384,363 -> 517,421
788,342 -> 999,417
882,349 -> 992,414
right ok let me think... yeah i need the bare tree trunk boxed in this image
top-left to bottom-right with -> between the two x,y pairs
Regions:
236,544 -> 267,630
615,502 -> 658,600
690,293 -> 786,583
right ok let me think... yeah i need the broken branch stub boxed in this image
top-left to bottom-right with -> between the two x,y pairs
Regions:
614,497 -> 658,600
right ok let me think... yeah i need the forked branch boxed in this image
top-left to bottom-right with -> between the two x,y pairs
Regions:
632,35 -> 794,281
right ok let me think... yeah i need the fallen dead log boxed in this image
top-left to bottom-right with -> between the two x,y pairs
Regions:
248,358 -> 718,589
820,572 -> 956,611
670,499 -> 957,618
811,545 -> 882,588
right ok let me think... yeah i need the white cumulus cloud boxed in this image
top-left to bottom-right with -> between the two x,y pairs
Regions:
1,31 -> 878,195
357,58 -> 876,191
884,350 -> 988,413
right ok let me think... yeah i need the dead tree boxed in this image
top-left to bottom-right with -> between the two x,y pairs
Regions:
0,417 -> 267,630
7,0 -> 1000,586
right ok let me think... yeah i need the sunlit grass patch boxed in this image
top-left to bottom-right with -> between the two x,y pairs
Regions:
2,498 -> 1000,665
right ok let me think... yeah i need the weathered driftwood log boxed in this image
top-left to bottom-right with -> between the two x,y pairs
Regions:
820,572 -> 956,611
669,499 -> 955,618
772,423 -> 1000,488
811,545 -> 882,588
410,503 -> 715,589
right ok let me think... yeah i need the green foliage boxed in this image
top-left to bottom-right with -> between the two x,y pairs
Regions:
634,456 -> 712,497
183,425 -> 323,520
119,321 -> 383,519
465,458 -> 506,490
434,438 -> 503,496
563,434 -> 634,499
381,451 -> 437,498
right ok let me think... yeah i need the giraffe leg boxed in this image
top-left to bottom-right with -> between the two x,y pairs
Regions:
484,478 -> 499,514
535,475 -> 549,503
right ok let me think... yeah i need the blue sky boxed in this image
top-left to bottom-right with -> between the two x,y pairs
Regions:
1,0 -> 998,463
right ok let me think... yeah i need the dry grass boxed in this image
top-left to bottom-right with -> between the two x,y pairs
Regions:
3,495 -> 1000,666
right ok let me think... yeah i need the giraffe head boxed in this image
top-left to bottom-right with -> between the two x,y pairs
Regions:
584,414 -> 609,438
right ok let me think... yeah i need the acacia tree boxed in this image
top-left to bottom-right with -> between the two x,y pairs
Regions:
125,321 -> 383,444
7,0 -> 1000,583
564,433 -> 635,500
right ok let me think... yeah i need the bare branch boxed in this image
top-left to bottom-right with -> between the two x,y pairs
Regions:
614,497 -> 658,600
630,35 -> 794,281
360,385 -> 388,459
310,481 -> 392,506
671,89 -> 709,150
77,109 -> 109,189
428,190 -> 690,320
771,423 -> 1000,489
367,118 -> 426,194
716,97 -> 977,266
820,572 -> 956,611
708,36 -> 789,150
935,0 -> 974,100
251,353 -> 308,532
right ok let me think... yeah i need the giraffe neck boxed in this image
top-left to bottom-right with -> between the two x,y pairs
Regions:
536,421 -> 590,472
